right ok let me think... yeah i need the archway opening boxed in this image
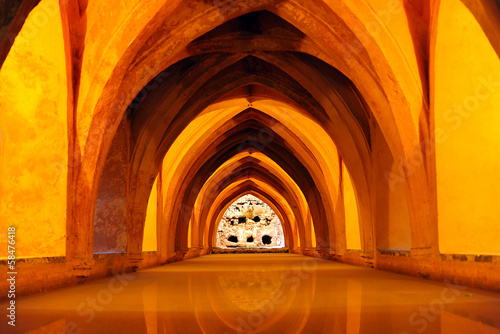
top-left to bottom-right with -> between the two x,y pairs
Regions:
216,194 -> 285,249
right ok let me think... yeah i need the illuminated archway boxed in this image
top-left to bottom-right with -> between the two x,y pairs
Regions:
57,2 -> 434,272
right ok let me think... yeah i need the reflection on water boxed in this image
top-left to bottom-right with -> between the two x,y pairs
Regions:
2,254 -> 500,333
216,268 -> 286,312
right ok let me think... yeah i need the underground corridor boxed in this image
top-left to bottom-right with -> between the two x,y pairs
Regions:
1,0 -> 500,333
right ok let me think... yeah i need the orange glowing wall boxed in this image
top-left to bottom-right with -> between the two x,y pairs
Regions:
343,163 -> 361,250
143,177 -> 158,252
433,0 -> 500,255
0,1 -> 68,259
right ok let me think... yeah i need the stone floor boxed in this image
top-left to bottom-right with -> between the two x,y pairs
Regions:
2,254 -> 500,333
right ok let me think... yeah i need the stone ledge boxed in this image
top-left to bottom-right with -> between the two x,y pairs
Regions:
440,253 -> 500,263
93,252 -> 127,260
142,251 -> 158,255
378,249 -> 410,257
0,256 -> 66,265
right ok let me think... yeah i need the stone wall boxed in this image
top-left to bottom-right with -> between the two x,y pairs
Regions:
216,195 -> 285,248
